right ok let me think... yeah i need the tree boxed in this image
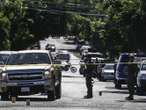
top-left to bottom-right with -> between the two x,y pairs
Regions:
0,0 -> 33,50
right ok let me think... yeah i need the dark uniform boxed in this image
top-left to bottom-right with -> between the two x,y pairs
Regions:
126,55 -> 139,100
84,57 -> 94,98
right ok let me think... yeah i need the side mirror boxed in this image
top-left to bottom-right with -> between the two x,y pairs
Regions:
0,61 -> 4,65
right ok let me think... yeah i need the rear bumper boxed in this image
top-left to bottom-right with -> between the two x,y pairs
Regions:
103,75 -> 114,80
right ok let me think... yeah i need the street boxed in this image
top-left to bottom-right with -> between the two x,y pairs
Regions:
0,37 -> 146,110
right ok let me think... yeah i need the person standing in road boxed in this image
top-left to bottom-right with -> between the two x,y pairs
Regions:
83,56 -> 94,99
125,55 -> 139,100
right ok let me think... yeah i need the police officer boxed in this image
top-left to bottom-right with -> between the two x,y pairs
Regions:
83,56 -> 94,99
126,55 -> 139,100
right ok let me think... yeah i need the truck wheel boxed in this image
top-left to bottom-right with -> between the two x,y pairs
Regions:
47,90 -> 55,101
55,71 -> 62,99
136,87 -> 144,95
1,92 -> 9,101
55,83 -> 61,99
98,76 -> 105,81
115,82 -> 121,89
79,67 -> 84,75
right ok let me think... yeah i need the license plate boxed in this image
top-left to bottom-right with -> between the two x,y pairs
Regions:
21,87 -> 30,92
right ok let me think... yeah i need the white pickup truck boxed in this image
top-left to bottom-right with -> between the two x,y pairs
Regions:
0,50 -> 62,101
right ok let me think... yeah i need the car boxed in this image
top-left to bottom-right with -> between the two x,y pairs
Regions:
79,52 -> 105,78
55,50 -> 70,62
76,40 -> 88,51
65,36 -> 76,41
81,52 -> 104,60
101,63 -> 115,81
80,45 -> 91,55
0,50 -> 62,101
55,50 -> 71,71
114,52 -> 146,89
136,60 -> 146,95
45,44 -> 56,52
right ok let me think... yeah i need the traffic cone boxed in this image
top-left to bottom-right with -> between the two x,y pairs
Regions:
26,99 -> 30,106
11,96 -> 16,103
99,91 -> 102,96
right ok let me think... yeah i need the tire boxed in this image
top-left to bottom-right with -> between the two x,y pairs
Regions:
55,83 -> 61,99
47,76 -> 56,101
136,87 -> 144,95
115,81 -> 121,89
64,65 -> 70,71
101,78 -> 106,82
79,67 -> 84,75
47,90 -> 55,101
55,72 -> 62,99
1,92 -> 9,101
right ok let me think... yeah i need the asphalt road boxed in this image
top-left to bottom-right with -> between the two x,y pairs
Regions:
0,37 -> 146,110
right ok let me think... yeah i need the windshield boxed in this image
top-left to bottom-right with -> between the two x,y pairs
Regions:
87,54 -> 103,58
141,64 -> 146,70
104,65 -> 114,70
7,53 -> 51,65
56,54 -> 70,60
0,54 -> 10,64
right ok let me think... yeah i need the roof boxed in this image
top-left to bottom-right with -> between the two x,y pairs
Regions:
17,50 -> 49,54
0,51 -> 16,54
105,63 -> 115,66
80,45 -> 91,50
57,50 -> 69,54
87,52 -> 103,55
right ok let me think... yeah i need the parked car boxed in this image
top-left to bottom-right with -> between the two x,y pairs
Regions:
80,45 -> 91,55
55,50 -> 71,71
79,52 -> 105,79
114,53 -> 129,89
0,50 -> 62,101
136,60 -> 146,95
81,52 -> 104,60
55,50 -> 70,62
76,40 -> 85,51
101,63 -> 114,81
45,44 -> 56,52
114,52 -> 146,89
66,36 -> 76,41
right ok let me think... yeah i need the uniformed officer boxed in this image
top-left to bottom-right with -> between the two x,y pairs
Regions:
126,55 -> 139,100
83,56 -> 94,99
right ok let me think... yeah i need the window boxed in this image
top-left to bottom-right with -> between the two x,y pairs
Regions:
7,53 -> 51,65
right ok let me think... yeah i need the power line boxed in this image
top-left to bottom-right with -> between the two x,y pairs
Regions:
22,0 -> 108,18
23,6 -> 108,18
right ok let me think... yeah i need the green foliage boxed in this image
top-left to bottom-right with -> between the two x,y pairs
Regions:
0,0 -> 33,50
96,0 -> 143,58
0,0 -> 146,58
